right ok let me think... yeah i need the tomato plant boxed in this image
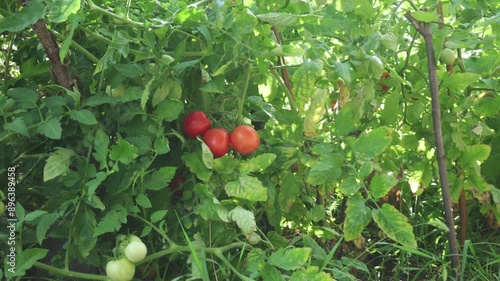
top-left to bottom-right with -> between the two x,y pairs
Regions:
182,111 -> 211,138
203,128 -> 230,158
230,125 -> 260,155
1,0 -> 498,280
106,258 -> 135,281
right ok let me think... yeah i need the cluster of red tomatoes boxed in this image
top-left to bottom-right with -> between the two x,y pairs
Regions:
182,111 -> 261,158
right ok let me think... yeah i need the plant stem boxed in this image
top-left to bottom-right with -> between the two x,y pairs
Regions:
237,64 -> 252,124
405,11 -> 461,277
33,262 -> 108,281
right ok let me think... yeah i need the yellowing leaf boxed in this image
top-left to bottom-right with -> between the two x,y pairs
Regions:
372,204 -> 417,248
344,194 -> 371,241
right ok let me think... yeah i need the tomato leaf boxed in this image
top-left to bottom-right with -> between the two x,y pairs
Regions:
69,109 -> 98,125
95,205 -> 128,236
458,144 -> 491,167
268,248 -> 312,271
143,166 -> 176,191
228,206 -> 257,236
372,204 -> 417,249
0,0 -> 45,33
340,177 -> 361,195
48,0 -> 81,23
335,105 -> 354,137
370,173 -> 399,199
239,153 -> 277,175
44,147 -> 75,182
38,118 -> 63,140
344,194 -> 371,241
291,266 -> 335,281
307,153 -> 344,185
354,127 -> 392,158
4,248 -> 48,278
109,140 -> 139,165
225,175 -> 267,202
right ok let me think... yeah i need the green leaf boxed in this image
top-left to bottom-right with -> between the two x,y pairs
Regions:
38,118 -> 63,140
136,193 -> 152,208
291,266 -> 335,281
4,248 -> 48,277
354,127 -> 392,157
258,262 -> 284,281
335,105 -> 354,136
4,117 -> 29,137
411,11 -> 439,23
225,175 -> 268,202
458,144 -> 491,167
36,212 -> 61,245
334,62 -> 352,85
49,0 -> 81,23
372,204 -> 417,248
154,136 -> 170,155
114,63 -> 146,78
441,72 -> 481,92
359,162 -> 374,178
153,98 -> 184,122
279,173 -> 302,213
150,210 -> 168,223
381,32 -> 398,51
69,109 -> 98,125
73,207 -> 97,257
152,78 -> 182,107
7,88 -> 38,109
239,153 -> 277,175
256,13 -> 299,27
0,0 -> 45,33
344,194 -> 372,241
183,152 -> 212,182
307,204 -> 326,222
370,173 -> 398,199
59,12 -> 83,62
93,129 -> 109,168
95,205 -> 127,236
228,206 -> 257,236
380,91 -> 400,126
44,147 -> 75,182
339,177 -> 361,195
143,166 -> 176,191
307,153 -> 344,185
86,171 -> 108,195
109,139 -> 138,165
303,235 -> 328,262
268,248 -> 312,271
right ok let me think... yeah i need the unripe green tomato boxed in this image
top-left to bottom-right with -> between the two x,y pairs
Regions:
439,48 -> 456,65
106,258 -> 135,281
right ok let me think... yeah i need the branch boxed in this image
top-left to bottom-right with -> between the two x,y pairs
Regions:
405,11 -> 461,275
32,19 -> 74,90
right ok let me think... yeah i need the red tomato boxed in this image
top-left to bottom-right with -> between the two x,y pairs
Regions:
230,125 -> 260,155
169,175 -> 186,197
183,111 -> 211,138
203,128 -> 230,158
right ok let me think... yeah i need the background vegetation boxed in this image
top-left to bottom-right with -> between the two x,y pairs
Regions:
0,0 -> 499,280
